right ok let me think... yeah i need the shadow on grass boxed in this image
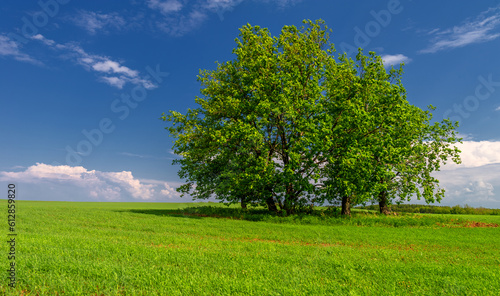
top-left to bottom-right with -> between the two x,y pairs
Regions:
118,206 -> 281,222
115,206 -> 500,228
117,209 -> 203,219
118,206 -> 341,223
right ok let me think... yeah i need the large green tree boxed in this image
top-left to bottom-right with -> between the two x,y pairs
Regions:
165,20 -> 334,214
163,20 -> 461,216
320,51 -> 461,215
371,111 -> 462,215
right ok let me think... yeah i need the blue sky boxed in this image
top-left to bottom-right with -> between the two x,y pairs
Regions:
1,0 -> 500,207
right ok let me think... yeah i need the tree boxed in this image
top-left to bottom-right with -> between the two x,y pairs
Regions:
318,50 -> 411,216
320,51 -> 461,215
165,20 -> 335,214
372,113 -> 462,215
163,20 -> 461,216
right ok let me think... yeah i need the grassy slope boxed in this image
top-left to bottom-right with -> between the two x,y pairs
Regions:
1,201 -> 499,295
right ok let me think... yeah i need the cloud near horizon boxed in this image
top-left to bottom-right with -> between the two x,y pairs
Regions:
0,163 -> 181,201
427,140 -> 500,208
441,141 -> 500,169
434,164 -> 500,207
2,139 -> 500,208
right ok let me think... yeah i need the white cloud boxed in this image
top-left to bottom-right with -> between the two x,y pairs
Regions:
262,0 -> 303,8
204,0 -> 244,11
0,163 -> 179,201
121,152 -> 149,158
148,0 -> 183,14
92,60 -> 138,77
420,6 -> 500,53
160,183 -> 181,198
428,140 -> 500,208
0,35 -> 41,65
148,0 -> 301,36
72,10 -> 126,34
31,34 -> 55,46
381,54 -> 412,67
99,171 -> 155,200
2,163 -> 88,181
100,76 -> 127,89
30,34 -> 156,89
457,133 -> 475,141
495,106 -> 500,111
434,164 -> 500,207
155,9 -> 208,36
441,141 -> 500,170
9,165 -> 26,170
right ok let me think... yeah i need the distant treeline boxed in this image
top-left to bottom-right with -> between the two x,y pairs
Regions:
359,204 -> 500,215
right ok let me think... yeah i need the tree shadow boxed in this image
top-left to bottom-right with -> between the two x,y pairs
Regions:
116,209 -> 203,219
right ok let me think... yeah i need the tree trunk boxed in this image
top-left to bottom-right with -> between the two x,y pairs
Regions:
240,197 -> 247,209
341,195 -> 351,216
266,196 -> 278,212
283,185 -> 297,216
378,190 -> 390,215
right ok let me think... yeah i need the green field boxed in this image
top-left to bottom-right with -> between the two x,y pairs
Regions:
1,201 -> 499,295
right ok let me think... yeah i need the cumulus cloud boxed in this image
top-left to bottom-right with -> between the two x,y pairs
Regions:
72,10 -> 126,34
434,164 -> 500,207
441,141 -> 500,169
420,6 -> 500,53
381,54 -> 412,67
99,171 -> 155,199
431,140 -> 500,208
0,163 -> 180,201
30,34 -> 156,89
0,34 -> 41,65
160,183 -> 180,197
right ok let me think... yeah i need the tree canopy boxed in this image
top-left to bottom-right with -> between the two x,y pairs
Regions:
162,19 -> 461,215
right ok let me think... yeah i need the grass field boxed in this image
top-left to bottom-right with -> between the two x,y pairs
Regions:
1,201 -> 499,295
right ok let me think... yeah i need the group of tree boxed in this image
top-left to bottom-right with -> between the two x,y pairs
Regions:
162,20 -> 461,216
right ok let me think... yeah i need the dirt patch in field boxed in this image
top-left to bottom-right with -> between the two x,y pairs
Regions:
436,220 -> 499,228
436,219 -> 499,228
463,221 -> 499,228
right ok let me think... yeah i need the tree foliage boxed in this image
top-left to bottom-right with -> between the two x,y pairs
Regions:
162,19 -> 461,215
